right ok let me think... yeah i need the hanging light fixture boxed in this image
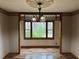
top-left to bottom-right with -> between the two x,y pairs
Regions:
32,16 -> 36,21
26,0 -> 54,8
41,16 -> 46,21
26,0 -> 54,21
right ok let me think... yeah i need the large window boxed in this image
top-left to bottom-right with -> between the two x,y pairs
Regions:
24,21 -> 54,39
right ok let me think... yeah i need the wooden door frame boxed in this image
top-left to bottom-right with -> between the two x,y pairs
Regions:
18,14 -> 20,54
60,14 -> 62,54
18,13 -> 62,54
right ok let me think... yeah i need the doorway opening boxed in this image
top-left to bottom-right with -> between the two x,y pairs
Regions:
18,13 -> 62,59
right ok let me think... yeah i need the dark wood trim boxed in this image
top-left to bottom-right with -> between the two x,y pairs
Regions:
18,14 -> 21,54
8,12 -> 19,16
8,12 -> 73,16
3,53 -> 19,59
0,8 -> 8,15
72,10 -> 79,15
10,12 -> 61,15
31,22 -> 32,38
23,38 -> 54,40
61,52 -> 71,55
8,10 -> 79,16
8,11 -> 79,16
3,53 -> 9,59
46,22 -> 48,38
61,13 -> 72,16
70,53 -> 79,59
62,52 -> 79,59
21,46 -> 60,48
60,13 -> 62,54
10,12 -> 76,15
52,21 -> 55,39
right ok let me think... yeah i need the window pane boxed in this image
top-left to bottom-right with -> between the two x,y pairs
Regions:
25,22 -> 30,29
32,22 -> 46,38
47,22 -> 53,38
48,30 -> 53,38
25,30 -> 30,38
48,22 -> 53,29
47,54 -> 53,59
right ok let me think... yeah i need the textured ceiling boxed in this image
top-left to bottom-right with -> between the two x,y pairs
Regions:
0,0 -> 79,12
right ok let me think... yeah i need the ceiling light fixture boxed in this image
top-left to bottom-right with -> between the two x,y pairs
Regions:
26,0 -> 54,21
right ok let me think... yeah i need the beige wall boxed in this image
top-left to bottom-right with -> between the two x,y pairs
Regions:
62,15 -> 72,53
20,20 -> 61,46
71,14 -> 79,58
0,13 -> 9,59
8,16 -> 19,53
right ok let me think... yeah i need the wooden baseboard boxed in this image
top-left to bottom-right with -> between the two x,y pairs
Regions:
61,52 -> 79,59
70,53 -> 79,59
3,53 -> 19,59
3,53 -> 9,59
21,46 -> 60,48
61,52 -> 71,54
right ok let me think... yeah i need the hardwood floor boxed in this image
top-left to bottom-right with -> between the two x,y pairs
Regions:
4,48 -> 77,59
4,53 -> 77,59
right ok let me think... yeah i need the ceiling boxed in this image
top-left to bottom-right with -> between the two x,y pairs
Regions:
0,0 -> 79,12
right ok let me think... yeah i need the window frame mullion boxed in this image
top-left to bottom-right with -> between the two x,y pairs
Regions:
46,22 -> 48,38
31,22 -> 32,38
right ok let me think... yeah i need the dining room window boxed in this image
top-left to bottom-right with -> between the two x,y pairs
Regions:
24,21 -> 54,39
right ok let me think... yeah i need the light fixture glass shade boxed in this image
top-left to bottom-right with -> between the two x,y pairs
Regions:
40,16 -> 46,21
32,16 -> 36,21
26,0 -> 54,8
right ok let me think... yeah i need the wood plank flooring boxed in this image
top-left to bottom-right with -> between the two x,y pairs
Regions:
4,48 -> 78,59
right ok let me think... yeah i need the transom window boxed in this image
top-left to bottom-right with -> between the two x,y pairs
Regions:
24,21 -> 54,39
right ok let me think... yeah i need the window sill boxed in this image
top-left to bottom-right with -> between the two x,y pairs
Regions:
24,38 -> 54,40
